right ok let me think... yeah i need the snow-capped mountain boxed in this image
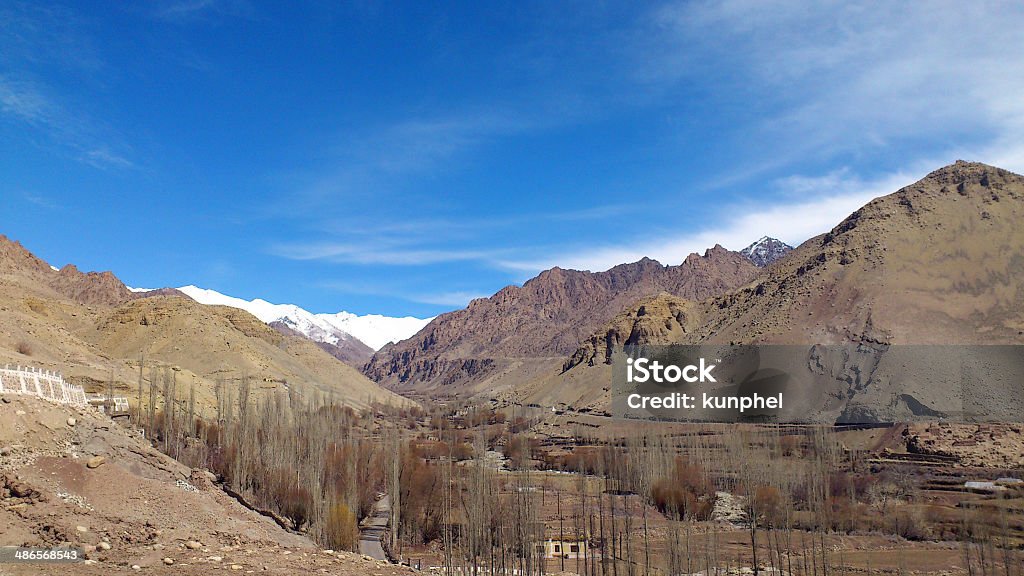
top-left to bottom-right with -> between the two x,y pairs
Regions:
313,311 -> 435,351
740,236 -> 793,267
174,285 -> 432,351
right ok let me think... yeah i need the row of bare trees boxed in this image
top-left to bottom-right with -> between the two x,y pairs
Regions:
535,423 -> 1023,576
129,379 -> 1023,575
133,369 -> 373,551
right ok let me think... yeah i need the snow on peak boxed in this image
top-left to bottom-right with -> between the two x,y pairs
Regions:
176,285 -> 432,351
316,311 -> 435,351
740,236 -> 793,267
749,236 -> 772,249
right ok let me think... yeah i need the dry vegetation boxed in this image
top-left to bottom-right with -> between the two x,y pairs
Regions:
130,379 -> 1024,575
16,340 -> 32,356
134,368 -> 382,552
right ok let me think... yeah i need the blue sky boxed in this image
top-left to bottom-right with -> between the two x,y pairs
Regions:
3,1 -> 1024,317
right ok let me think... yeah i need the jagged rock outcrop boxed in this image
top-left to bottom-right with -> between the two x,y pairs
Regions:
0,235 -> 132,307
564,293 -> 702,370
50,265 -> 133,307
0,235 -> 54,275
364,247 -> 759,392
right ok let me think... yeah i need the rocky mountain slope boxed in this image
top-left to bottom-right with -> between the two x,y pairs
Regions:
740,236 -> 793,266
0,236 -> 133,308
269,320 -> 375,367
0,394 -> 416,575
0,236 -> 406,411
558,161 -> 1024,414
364,247 -> 759,395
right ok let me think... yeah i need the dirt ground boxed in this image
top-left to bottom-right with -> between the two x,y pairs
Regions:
0,394 -> 416,576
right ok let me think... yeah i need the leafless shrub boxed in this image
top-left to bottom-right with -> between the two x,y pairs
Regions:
891,506 -> 930,541
651,457 -> 715,521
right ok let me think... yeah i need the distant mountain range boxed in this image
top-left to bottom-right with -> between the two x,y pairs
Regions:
364,245 -> 761,395
6,160 -> 1019,422
359,161 -> 1024,419
169,286 -> 432,364
555,161 -> 1024,416
130,237 -> 787,374
0,236 -> 405,410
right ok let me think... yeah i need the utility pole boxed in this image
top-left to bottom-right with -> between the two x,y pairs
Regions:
558,491 -> 565,572
137,354 -> 144,425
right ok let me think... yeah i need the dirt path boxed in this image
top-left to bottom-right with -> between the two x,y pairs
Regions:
359,495 -> 390,561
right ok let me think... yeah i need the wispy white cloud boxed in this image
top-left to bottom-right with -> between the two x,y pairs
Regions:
271,203 -> 633,267
22,192 -> 59,210
356,115 -> 523,174
0,77 -> 133,170
318,279 -> 487,309
276,166 -> 919,276
152,0 -> 256,22
639,0 -> 1024,162
498,166 -> 923,273
0,2 -> 135,172
275,157 -> 959,278
0,77 -> 57,125
0,3 -> 104,72
273,242 -> 508,266
316,204 -> 634,238
82,147 -> 134,170
289,111 -> 533,207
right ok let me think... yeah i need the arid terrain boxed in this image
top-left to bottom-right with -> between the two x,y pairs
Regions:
364,246 -> 760,396
2,162 -> 1023,576
512,162 -> 1024,412
0,234 -> 406,415
0,394 -> 417,575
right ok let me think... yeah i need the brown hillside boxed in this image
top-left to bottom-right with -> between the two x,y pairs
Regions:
0,236 -> 406,411
86,296 -> 397,405
0,235 -> 134,307
557,161 -> 1024,412
364,247 -> 758,395
0,395 -> 416,575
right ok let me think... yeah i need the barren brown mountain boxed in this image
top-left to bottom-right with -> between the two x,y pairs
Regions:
364,247 -> 758,395
0,236 -> 132,307
0,235 -> 405,411
554,161 -> 1024,411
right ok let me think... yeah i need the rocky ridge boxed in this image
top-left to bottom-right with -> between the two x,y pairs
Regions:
559,161 -> 1024,417
364,247 -> 759,393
